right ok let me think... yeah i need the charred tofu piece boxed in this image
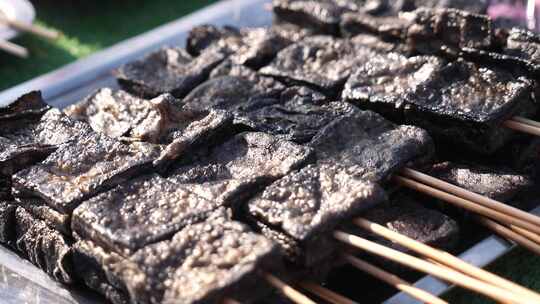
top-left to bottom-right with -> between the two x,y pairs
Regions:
12,131 -> 161,214
340,12 -> 411,39
0,201 -> 16,245
72,241 -> 130,304
362,194 -> 460,253
388,0 -> 488,15
404,7 -> 493,56
64,88 -> 177,139
405,60 -> 535,154
237,88 -> 341,143
115,47 -> 227,99
168,132 -> 313,208
1,96 -> 91,176
64,88 -> 233,169
248,164 -> 386,267
503,29 -> 540,64
183,76 -> 282,112
189,67 -> 342,143
248,107 -> 433,268
186,25 -> 293,69
495,28 -> 540,74
14,208 -> 73,284
186,25 -> 241,57
0,91 -> 50,120
272,0 -> 386,35
342,53 -> 446,121
310,107 -> 434,183
72,174 -> 221,254
270,22 -> 315,42
428,162 -> 535,202
341,7 -> 493,57
260,36 -> 379,94
16,199 -> 71,235
74,210 -> 280,304
345,52 -> 535,154
209,60 -> 285,92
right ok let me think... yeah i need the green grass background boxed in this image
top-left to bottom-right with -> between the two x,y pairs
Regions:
0,0 -> 215,91
0,1 -> 539,303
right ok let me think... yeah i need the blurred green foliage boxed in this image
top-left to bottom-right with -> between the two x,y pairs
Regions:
0,0 -> 215,90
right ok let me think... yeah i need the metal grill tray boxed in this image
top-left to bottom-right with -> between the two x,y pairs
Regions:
0,0 -> 535,303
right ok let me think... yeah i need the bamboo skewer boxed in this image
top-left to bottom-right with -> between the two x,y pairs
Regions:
479,217 -> 540,256
394,175 -> 540,235
401,168 -> 540,229
513,116 -> 540,129
342,254 -> 449,304
0,14 -> 59,40
222,298 -> 241,304
504,119 -> 540,137
262,273 -> 317,304
299,282 -> 358,304
0,39 -> 28,58
353,217 -> 540,302
510,224 -> 540,246
334,231 -> 530,304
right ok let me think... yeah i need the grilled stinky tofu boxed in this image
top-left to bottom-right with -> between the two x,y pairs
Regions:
188,66 -> 354,144
208,60 -> 285,92
73,210 -> 280,304
1,98 -> 90,176
167,132 -> 313,208
186,25 -> 293,69
341,7 -> 494,57
183,75 -> 283,112
363,195 -> 460,252
73,240 -> 130,304
344,52 -> 536,154
72,174 -> 222,254
115,47 -> 227,99
235,88 -> 343,144
428,162 -> 536,202
0,91 -> 50,120
404,7 -> 494,56
64,88 -> 233,169
14,208 -> 73,284
248,106 -> 433,269
12,129 -> 161,215
72,132 -> 310,255
272,0 -> 387,35
260,35 -> 380,95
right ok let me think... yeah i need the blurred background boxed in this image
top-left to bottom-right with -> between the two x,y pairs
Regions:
0,0 -> 216,91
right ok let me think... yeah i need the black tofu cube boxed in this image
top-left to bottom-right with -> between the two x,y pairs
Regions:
344,52 -> 536,154
64,88 -> 233,170
74,210 -> 280,304
72,174 -> 222,254
14,208 -> 73,284
187,25 -> 293,69
115,47 -> 227,99
428,162 -> 536,202
260,36 -> 379,95
12,131 -> 161,214
168,132 -> 313,208
248,164 -> 386,268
